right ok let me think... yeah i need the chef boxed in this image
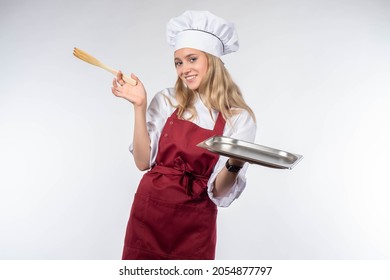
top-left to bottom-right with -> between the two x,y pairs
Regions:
112,10 -> 257,260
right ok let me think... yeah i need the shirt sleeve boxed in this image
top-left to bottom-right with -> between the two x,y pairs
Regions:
207,109 -> 257,207
129,89 -> 175,168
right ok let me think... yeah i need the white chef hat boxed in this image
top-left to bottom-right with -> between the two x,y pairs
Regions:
166,10 -> 239,57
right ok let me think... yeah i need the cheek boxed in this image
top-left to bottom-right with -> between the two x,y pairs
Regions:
201,64 -> 208,75
200,60 -> 208,74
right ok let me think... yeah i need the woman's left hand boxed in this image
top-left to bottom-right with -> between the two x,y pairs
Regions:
111,71 -> 147,108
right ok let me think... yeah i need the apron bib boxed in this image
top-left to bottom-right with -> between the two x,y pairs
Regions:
122,109 -> 225,259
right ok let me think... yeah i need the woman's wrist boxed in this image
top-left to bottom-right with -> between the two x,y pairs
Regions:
227,158 -> 245,167
225,158 -> 244,173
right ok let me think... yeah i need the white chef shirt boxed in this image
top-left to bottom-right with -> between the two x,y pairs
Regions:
130,88 -> 257,207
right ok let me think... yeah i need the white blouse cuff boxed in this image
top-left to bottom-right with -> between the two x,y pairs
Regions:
207,163 -> 248,207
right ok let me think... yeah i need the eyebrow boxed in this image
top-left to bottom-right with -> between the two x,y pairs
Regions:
174,53 -> 198,60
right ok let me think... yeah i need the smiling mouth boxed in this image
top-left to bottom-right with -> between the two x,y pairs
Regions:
185,75 -> 197,81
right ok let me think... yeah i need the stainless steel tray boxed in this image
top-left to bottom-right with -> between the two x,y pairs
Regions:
197,136 -> 303,169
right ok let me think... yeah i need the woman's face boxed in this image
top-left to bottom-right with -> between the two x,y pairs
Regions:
174,48 -> 208,91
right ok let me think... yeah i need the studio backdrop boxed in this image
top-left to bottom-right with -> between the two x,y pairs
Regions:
1,0 -> 390,259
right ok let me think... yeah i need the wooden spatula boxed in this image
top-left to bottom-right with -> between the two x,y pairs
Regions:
73,47 -> 136,86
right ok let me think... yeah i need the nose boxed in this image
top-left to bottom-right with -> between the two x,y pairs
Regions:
181,62 -> 191,74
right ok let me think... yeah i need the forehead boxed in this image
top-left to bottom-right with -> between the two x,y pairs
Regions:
174,48 -> 205,59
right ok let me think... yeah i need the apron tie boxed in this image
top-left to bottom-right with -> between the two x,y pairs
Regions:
151,157 -> 209,197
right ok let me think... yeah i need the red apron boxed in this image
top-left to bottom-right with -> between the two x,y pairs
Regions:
122,109 -> 226,260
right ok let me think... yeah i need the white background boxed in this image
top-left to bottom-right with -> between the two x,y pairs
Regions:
1,0 -> 389,260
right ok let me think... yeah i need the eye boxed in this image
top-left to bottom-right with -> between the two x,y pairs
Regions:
174,61 -> 182,67
189,57 -> 198,63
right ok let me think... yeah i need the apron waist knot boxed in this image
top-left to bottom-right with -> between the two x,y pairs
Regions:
151,157 -> 209,197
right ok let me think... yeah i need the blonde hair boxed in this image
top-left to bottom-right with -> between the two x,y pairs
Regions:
174,53 -> 256,123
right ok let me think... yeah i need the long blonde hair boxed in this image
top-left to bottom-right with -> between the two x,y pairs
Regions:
174,53 -> 256,123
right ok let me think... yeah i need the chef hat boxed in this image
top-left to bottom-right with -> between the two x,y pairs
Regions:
166,10 -> 239,57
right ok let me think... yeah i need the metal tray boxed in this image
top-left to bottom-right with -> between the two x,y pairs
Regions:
197,136 -> 303,169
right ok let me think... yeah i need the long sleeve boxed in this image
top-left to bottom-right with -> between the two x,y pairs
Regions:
207,109 -> 257,207
129,89 -> 176,167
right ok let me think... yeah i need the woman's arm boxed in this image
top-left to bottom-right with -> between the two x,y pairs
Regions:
209,109 -> 257,202
132,103 -> 151,170
213,158 -> 245,197
112,71 -> 151,170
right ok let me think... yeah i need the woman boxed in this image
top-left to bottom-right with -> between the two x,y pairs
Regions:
112,10 -> 256,260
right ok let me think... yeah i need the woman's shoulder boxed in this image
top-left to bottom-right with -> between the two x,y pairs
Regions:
156,87 -> 176,98
224,108 -> 257,140
151,87 -> 177,105
147,88 -> 178,118
230,108 -> 256,125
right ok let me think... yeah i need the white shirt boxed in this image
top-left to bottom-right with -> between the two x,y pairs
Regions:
130,88 -> 257,207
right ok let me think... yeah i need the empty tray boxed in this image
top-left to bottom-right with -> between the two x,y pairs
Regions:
197,136 -> 303,169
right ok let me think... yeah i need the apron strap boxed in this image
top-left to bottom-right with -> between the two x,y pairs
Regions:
170,108 -> 226,135
212,112 -> 226,134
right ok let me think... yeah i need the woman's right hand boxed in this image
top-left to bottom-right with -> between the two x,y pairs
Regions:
111,71 -> 147,107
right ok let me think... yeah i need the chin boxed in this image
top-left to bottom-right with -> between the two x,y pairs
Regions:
187,84 -> 200,91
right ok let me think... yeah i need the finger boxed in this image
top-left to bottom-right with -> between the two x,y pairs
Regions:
117,71 -> 125,85
111,87 -> 118,96
113,87 -> 122,97
130,73 -> 140,86
116,70 -> 122,80
130,73 -> 138,81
